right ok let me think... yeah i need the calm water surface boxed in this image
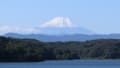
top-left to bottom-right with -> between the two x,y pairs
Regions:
0,60 -> 120,68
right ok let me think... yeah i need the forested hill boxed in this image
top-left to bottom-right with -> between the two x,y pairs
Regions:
0,36 -> 120,62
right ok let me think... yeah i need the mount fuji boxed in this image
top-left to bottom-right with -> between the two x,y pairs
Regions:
4,17 -> 99,42
0,17 -> 94,35
3,17 -> 120,42
36,17 -> 94,35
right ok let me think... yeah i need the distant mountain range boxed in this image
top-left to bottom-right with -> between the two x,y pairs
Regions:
2,17 -> 120,42
4,33 -> 120,42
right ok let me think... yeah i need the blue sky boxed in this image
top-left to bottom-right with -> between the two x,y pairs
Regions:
0,0 -> 120,34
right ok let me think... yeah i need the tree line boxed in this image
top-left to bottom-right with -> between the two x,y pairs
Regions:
0,36 -> 120,62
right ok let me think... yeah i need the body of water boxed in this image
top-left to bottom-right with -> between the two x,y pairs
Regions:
0,60 -> 120,68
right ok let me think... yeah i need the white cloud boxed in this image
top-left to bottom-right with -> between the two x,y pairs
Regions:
40,17 -> 73,28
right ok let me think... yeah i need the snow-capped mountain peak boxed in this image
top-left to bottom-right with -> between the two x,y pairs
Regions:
36,17 -> 94,35
40,17 -> 73,28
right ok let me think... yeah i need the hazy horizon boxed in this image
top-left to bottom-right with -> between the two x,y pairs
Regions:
0,0 -> 120,35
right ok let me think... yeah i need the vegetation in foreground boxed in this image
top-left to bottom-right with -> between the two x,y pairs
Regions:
0,36 -> 120,62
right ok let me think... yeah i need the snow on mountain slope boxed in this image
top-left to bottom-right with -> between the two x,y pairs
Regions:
37,17 -> 94,35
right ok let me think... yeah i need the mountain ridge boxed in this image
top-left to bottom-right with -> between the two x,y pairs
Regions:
4,33 -> 120,42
